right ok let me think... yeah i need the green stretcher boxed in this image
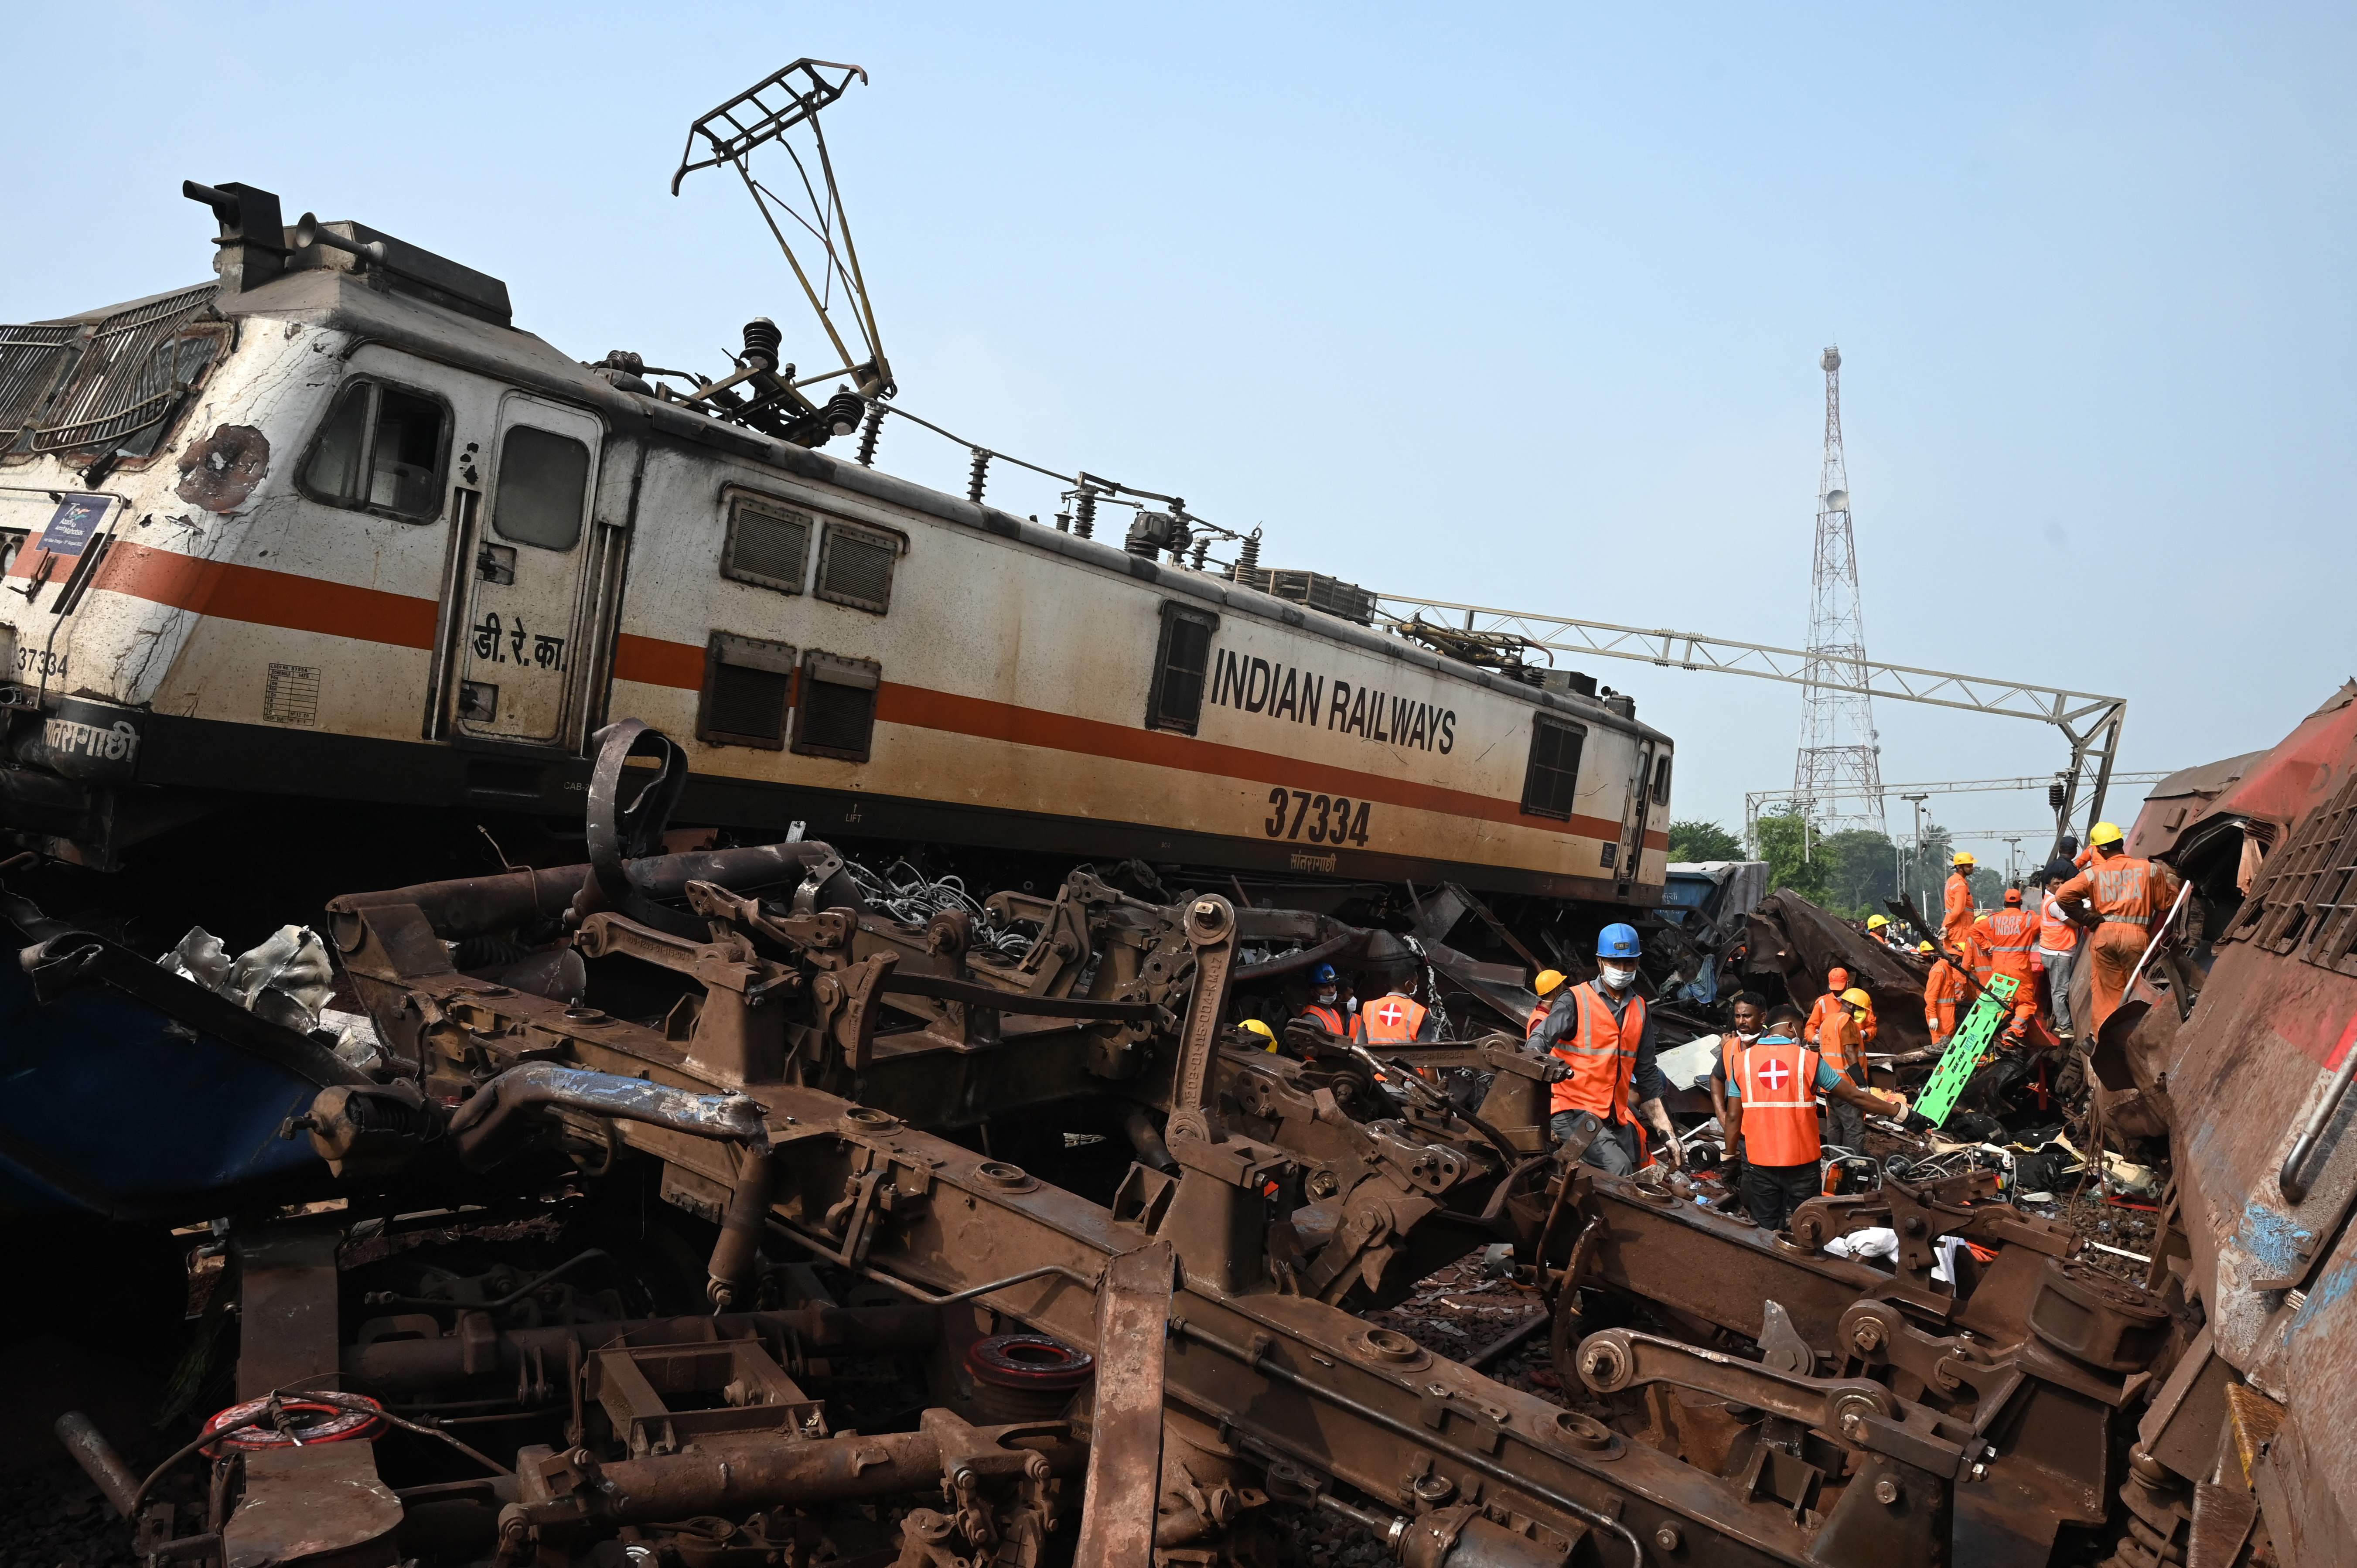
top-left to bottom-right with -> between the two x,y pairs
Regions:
1914,973 -> 2018,1128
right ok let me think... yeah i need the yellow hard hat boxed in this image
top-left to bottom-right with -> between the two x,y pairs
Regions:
1840,987 -> 1873,1009
1917,941 -> 1935,954
1952,851 -> 1976,866
1534,968 -> 1567,997
1241,1019 -> 1278,1051
1866,914 -> 1889,930
2089,821 -> 2125,847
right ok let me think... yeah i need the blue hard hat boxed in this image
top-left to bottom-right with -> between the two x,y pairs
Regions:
1311,962 -> 1339,985
1596,923 -> 1642,959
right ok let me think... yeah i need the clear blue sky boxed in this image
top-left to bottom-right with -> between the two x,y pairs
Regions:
8,4 -> 2350,855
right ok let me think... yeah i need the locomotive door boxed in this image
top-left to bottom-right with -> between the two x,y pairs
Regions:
454,393 -> 603,744
1616,740 -> 1656,883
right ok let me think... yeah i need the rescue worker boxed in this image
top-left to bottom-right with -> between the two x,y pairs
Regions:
1804,968 -> 1852,1052
1361,973 -> 1436,1043
2036,872 -> 2081,1043
1943,851 -> 1980,957
1965,910 -> 1996,989
2053,822 -> 2187,1034
1819,987 -> 1876,1152
1725,1004 -> 1906,1230
1296,963 -> 1363,1042
1527,969 -> 1569,1040
1978,888 -> 2043,1045
1804,970 -> 1877,1053
1921,940 -> 1967,1048
1529,924 -> 1680,1175
1865,913 -> 1901,950
1707,992 -> 1768,1152
1240,1018 -> 1280,1053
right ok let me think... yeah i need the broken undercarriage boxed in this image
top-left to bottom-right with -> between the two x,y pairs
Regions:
19,721 -> 2184,1568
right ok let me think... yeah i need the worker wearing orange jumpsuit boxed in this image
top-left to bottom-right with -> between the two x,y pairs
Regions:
1977,889 -> 2043,1044
2053,823 -> 2186,1034
1965,913 -> 1996,988
1920,940 -> 1967,1047
1819,989 -> 1875,1153
1942,852 -> 1980,958
1804,969 -> 1876,1054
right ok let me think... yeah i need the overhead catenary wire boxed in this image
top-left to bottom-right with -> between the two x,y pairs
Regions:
863,403 -> 1258,561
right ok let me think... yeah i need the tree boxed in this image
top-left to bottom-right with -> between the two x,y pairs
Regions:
1820,828 -> 1900,920
1668,820 -> 1744,862
1755,811 -> 1831,903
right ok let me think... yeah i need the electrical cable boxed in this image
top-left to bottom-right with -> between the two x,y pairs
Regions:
127,1389 -> 513,1521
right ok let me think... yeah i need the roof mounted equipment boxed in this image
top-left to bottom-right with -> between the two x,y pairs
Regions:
672,60 -> 891,425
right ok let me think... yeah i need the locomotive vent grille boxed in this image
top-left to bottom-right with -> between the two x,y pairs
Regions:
815,521 -> 901,614
794,650 -> 881,763
722,495 -> 812,594
698,632 -> 796,751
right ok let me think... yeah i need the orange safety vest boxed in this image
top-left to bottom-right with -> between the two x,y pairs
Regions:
1981,907 -> 2040,981
2037,890 -> 2080,953
1548,984 -> 1645,1121
1967,916 -> 1996,985
1924,958 -> 1966,1038
1737,1036 -> 1823,1167
1526,1000 -> 1552,1040
1301,1003 -> 1362,1042
1818,1011 -> 1864,1077
1361,994 -> 1429,1043
1804,992 -> 1837,1048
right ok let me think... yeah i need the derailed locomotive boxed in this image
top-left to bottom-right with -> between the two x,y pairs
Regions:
0,180 -> 1670,956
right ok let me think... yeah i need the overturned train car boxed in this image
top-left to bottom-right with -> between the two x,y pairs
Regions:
2083,679 -> 2357,1568
0,182 -> 1670,946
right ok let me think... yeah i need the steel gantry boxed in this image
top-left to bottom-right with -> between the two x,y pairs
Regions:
1740,772 -> 2174,853
1368,594 -> 2131,853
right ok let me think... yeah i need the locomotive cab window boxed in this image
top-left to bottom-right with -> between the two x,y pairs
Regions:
722,494 -> 812,594
1146,601 -> 1218,736
794,650 -> 882,762
814,519 -> 902,614
490,425 -> 590,551
1651,753 -> 1673,805
298,378 -> 450,521
1520,714 -> 1585,821
698,631 -> 797,750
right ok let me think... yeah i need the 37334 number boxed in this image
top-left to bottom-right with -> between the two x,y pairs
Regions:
1264,787 -> 1372,845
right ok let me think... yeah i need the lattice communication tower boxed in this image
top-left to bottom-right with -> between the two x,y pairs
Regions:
1789,346 -> 1887,835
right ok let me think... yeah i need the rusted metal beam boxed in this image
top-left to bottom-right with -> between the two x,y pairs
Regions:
1073,1242 -> 1176,1568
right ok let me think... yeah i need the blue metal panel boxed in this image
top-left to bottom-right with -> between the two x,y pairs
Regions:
0,954 -> 324,1217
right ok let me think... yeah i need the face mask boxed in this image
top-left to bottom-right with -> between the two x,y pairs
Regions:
1736,1023 -> 1762,1041
1600,962 -> 1637,991
1315,987 -> 1337,1006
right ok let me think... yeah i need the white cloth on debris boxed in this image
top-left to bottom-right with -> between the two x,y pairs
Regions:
1821,1227 -> 1964,1286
